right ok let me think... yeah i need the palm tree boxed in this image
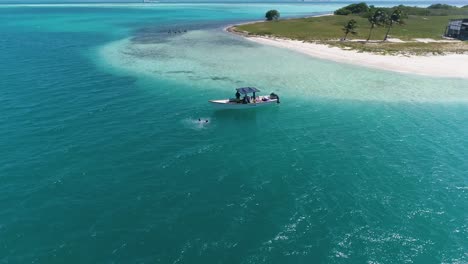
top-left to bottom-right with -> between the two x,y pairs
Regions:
367,9 -> 385,41
342,19 -> 358,41
383,9 -> 403,41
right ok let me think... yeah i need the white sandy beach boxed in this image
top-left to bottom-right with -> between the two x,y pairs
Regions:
238,35 -> 468,79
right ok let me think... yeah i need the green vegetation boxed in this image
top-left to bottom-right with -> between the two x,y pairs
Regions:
233,4 -> 468,55
236,14 -> 462,41
265,10 -> 280,21
367,9 -> 386,41
383,9 -> 404,41
391,5 -> 468,16
334,2 -> 369,15
427,3 -> 457,9
342,19 -> 358,40
338,3 -> 468,17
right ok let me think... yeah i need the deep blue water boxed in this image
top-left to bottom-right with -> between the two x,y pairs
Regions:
0,3 -> 467,264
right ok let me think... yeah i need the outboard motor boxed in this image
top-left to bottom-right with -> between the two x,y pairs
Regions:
270,92 -> 280,104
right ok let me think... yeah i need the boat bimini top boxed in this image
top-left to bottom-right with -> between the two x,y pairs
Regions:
236,87 -> 260,94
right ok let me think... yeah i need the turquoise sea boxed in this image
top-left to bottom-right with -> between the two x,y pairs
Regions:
1,2 -> 467,263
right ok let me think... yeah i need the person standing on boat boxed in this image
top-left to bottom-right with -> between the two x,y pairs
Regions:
235,90 -> 241,103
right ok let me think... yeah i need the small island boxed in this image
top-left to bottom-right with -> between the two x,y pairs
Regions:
231,3 -> 468,55
228,3 -> 468,78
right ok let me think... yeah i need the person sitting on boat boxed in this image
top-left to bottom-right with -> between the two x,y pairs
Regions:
235,91 -> 241,103
242,95 -> 250,104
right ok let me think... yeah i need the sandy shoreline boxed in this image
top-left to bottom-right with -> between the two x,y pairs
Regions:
226,22 -> 468,79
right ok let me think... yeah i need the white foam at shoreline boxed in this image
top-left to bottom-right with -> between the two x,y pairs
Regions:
243,36 -> 468,79
97,30 -> 468,103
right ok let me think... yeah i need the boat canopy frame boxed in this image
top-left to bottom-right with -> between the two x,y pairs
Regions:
236,87 -> 260,94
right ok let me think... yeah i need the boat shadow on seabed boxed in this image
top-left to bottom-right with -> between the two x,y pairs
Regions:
212,103 -> 280,122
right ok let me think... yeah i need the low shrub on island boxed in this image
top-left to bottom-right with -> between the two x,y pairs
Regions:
427,3 -> 457,9
265,10 -> 280,21
334,2 -> 370,15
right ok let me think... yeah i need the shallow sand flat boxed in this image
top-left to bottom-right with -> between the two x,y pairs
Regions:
242,36 -> 468,79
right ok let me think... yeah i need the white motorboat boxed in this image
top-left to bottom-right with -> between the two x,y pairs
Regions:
209,87 -> 280,109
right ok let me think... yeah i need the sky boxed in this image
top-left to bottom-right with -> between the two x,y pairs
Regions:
0,0 -> 466,4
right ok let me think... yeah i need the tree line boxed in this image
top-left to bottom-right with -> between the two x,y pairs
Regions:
335,2 -> 468,17
341,8 -> 404,41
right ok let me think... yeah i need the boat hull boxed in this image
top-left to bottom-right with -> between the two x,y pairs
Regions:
209,99 -> 278,109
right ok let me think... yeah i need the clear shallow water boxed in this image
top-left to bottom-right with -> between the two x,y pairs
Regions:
0,3 -> 467,264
